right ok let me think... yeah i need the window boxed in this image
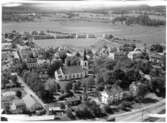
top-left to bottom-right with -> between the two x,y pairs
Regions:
85,62 -> 87,66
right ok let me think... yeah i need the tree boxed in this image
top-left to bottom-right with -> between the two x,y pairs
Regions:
31,31 -> 38,35
75,81 -> 81,90
114,57 -> 133,71
16,62 -> 28,76
44,48 -> 55,64
44,79 -> 59,94
84,100 -> 106,118
75,52 -> 81,57
105,60 -> 116,70
136,83 -> 149,100
134,60 -> 152,74
66,108 -> 76,120
103,71 -> 114,85
4,102 -> 11,114
113,69 -> 125,81
95,73 -> 104,85
59,51 -> 67,63
16,90 -> 22,99
75,104 -> 95,119
41,90 -> 54,103
86,76 -> 95,91
151,77 -> 165,97
48,61 -> 62,77
72,83 -> 78,93
119,100 -> 132,111
150,44 -> 164,53
64,82 -> 73,93
11,43 -> 17,49
24,71 -> 44,98
10,75 -> 17,83
126,69 -> 141,83
87,49 -> 94,58
102,105 -> 114,114
1,76 -> 9,89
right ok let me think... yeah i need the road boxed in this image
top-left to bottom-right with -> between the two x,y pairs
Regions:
107,99 -> 165,122
17,75 -> 49,113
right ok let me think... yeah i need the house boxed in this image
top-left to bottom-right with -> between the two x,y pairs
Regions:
2,42 -> 12,51
66,96 -> 81,106
12,51 -> 20,60
26,57 -> 38,68
108,52 -> 127,60
120,43 -> 136,52
37,59 -> 50,66
17,45 -> 32,60
38,69 -> 49,81
128,48 -> 143,60
2,91 -> 16,97
10,98 -> 26,114
149,53 -> 165,66
129,82 -> 141,97
100,85 -> 124,105
46,103 -> 65,116
55,50 -> 88,81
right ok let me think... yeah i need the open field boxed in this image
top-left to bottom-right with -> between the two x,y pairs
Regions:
34,38 -> 99,48
3,19 -> 165,48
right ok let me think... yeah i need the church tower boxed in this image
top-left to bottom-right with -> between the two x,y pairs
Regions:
80,49 -> 88,70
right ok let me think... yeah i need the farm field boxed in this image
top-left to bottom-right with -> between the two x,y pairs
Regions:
3,19 -> 166,48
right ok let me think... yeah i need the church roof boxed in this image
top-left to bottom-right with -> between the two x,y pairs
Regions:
62,66 -> 84,74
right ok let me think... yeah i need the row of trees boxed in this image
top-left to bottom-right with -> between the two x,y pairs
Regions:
150,44 -> 164,53
3,14 -> 36,22
112,14 -> 165,26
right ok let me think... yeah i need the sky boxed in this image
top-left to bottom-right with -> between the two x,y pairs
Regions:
2,0 -> 166,11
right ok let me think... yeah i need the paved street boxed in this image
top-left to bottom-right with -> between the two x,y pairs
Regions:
107,99 -> 165,122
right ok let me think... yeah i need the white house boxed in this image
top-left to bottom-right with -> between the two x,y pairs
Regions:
128,48 -> 143,60
100,85 -> 123,104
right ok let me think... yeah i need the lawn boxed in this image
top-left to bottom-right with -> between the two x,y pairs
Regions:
34,38 -> 99,48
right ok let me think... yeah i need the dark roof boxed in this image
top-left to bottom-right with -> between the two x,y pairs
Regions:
150,53 -> 163,59
27,58 -> 37,63
62,66 -> 84,74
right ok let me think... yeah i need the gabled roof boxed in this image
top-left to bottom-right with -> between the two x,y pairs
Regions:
12,98 -> 25,106
62,66 -> 84,74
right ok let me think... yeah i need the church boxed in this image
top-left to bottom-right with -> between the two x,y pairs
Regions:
55,50 -> 89,81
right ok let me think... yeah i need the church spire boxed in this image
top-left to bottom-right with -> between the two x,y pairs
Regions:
84,49 -> 87,60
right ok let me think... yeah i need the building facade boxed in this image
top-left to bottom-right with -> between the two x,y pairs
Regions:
55,51 -> 88,81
